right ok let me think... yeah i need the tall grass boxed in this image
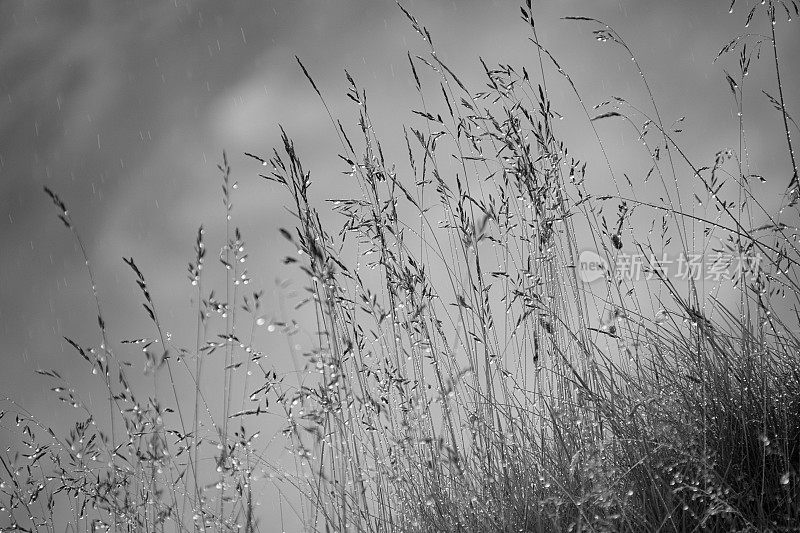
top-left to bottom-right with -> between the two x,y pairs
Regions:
2,1 -> 800,531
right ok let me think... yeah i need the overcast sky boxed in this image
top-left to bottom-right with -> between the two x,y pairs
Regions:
1,0 -> 798,529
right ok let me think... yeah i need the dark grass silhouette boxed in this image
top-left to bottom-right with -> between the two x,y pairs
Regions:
3,1 -> 800,531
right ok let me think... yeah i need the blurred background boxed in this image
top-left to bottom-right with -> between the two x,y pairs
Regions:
1,0 -> 798,529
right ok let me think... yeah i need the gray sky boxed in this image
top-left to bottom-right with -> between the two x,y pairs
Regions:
1,0 -> 798,530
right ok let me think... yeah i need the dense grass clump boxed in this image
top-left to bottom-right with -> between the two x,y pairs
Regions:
2,1 -> 800,532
